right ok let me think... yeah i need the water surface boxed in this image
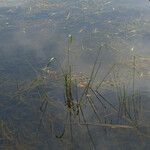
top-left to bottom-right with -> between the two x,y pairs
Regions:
0,0 -> 150,150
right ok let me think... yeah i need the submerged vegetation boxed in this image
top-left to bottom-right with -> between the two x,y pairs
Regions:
0,0 -> 150,150
1,34 -> 149,149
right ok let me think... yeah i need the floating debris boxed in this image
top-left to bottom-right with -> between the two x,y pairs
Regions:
79,29 -> 85,33
66,12 -> 70,20
140,73 -> 143,78
93,28 -> 99,33
130,30 -> 136,33
104,1 -> 112,5
131,47 -> 134,51
22,28 -> 26,33
49,57 -> 55,62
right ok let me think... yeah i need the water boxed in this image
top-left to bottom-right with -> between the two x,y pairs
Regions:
0,0 -> 150,150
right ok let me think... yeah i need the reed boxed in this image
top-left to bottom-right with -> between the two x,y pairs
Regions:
2,35 -> 149,150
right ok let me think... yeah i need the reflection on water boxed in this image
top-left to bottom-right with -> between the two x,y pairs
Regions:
0,0 -> 150,150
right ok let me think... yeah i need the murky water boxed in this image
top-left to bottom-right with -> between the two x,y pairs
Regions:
0,0 -> 150,150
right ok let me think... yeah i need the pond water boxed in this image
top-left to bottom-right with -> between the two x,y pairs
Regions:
0,0 -> 150,150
